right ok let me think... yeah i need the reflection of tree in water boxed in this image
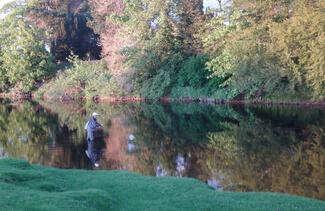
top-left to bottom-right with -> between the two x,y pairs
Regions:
130,104 -> 240,178
137,103 -> 233,145
250,106 -> 325,128
38,100 -> 90,144
0,100 -> 324,199
0,101 -> 90,168
206,108 -> 325,200
0,101 -> 57,163
129,104 -> 325,199
38,100 -> 127,143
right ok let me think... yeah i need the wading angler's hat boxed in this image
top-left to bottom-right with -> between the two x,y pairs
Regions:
92,112 -> 100,116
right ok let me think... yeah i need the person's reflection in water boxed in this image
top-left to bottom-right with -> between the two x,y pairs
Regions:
85,112 -> 103,167
86,138 -> 104,167
207,179 -> 223,190
127,134 -> 136,153
175,154 -> 187,176
156,164 -> 168,177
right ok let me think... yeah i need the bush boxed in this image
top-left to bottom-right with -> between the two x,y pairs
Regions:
140,69 -> 171,99
137,53 -> 184,99
170,86 -> 209,99
201,1 -> 325,100
0,17 -> 54,92
170,56 -> 225,98
36,56 -> 120,100
176,56 -> 209,88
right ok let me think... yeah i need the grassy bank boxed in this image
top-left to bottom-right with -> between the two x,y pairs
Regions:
0,159 -> 324,210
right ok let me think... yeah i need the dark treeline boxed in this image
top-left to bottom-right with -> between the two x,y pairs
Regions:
0,0 -> 324,100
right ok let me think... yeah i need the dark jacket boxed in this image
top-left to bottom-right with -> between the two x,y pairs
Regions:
85,116 -> 102,141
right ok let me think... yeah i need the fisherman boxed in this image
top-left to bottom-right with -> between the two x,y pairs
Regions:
85,112 -> 102,167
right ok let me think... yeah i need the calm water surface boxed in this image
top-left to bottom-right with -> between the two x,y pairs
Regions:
0,100 -> 324,200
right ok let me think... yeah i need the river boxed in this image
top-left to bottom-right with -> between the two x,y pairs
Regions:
0,99 -> 324,200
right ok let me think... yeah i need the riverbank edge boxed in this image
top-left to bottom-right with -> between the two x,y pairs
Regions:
0,158 -> 324,210
1,92 -> 325,107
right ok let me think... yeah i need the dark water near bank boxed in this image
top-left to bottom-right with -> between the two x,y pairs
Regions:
0,100 -> 324,200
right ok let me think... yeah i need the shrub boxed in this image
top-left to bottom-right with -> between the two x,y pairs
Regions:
36,56 -> 120,100
170,56 -> 225,98
0,17 -> 54,92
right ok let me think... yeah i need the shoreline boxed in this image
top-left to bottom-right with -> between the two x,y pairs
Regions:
1,93 -> 325,107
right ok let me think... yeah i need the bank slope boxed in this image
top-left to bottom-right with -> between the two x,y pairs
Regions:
0,159 -> 324,210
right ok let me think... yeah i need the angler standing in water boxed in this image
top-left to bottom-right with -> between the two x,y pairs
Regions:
85,112 -> 103,167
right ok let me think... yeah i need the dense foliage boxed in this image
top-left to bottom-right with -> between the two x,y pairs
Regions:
27,0 -> 101,61
105,0 -> 324,100
35,55 -> 120,99
0,0 -> 324,100
201,0 -> 325,99
120,0 -> 207,98
0,2 -> 54,92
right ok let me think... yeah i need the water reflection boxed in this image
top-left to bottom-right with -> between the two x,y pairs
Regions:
0,99 -> 324,200
127,134 -> 137,153
156,165 -> 168,177
0,146 -> 6,158
175,154 -> 187,177
207,179 -> 223,190
86,139 -> 105,167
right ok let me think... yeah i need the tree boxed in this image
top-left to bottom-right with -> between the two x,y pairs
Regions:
175,0 -> 204,54
0,11 -> 53,92
88,0 -> 133,91
200,0 -> 325,99
27,0 -> 101,61
119,0 -> 205,98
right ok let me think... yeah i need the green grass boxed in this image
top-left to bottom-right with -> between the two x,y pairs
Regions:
0,159 -> 324,210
